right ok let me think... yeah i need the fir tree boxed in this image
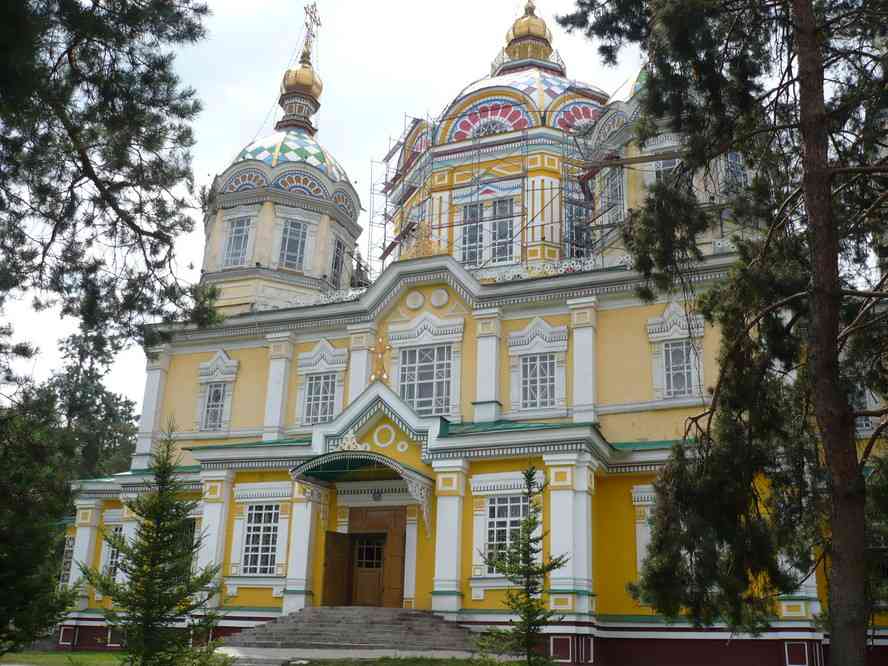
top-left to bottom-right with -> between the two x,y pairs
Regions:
479,467 -> 569,666
558,2 -> 888,664
83,430 -> 225,666
0,386 -> 76,656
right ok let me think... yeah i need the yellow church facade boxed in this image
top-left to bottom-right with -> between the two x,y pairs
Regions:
59,5 -> 842,665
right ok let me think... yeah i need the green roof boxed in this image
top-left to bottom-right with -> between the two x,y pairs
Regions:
440,419 -> 597,437
182,437 -> 312,452
610,439 -> 685,452
113,465 -> 202,477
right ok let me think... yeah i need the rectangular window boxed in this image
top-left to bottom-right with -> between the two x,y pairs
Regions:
520,353 -> 556,409
303,372 -> 336,425
461,204 -> 483,266
724,152 -> 748,190
59,535 -> 75,586
330,238 -> 346,288
202,382 -> 226,431
279,220 -> 307,270
241,504 -> 280,576
663,340 -> 696,398
486,495 -> 529,574
399,345 -> 452,416
105,525 -> 124,579
602,169 -> 624,225
490,199 -> 514,264
223,217 -> 250,267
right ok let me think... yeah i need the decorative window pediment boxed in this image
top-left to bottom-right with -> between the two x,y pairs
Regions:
296,340 -> 347,427
646,301 -> 704,342
389,311 -> 465,348
199,350 -> 239,384
507,318 -> 567,417
632,484 -> 655,575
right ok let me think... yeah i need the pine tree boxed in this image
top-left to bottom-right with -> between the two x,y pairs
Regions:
0,386 -> 76,656
558,2 -> 888,664
479,467 -> 569,666
83,430 -> 226,666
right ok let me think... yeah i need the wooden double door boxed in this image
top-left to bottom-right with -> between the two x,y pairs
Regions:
322,507 -> 406,608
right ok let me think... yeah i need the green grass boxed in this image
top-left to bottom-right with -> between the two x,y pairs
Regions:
0,652 -> 122,665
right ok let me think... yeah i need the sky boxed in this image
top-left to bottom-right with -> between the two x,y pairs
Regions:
13,0 -> 642,410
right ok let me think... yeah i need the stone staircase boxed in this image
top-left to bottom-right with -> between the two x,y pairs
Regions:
223,606 -> 478,657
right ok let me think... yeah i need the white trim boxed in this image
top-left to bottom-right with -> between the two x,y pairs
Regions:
220,205 -> 260,270
632,484 -> 655,576
296,339 -> 347,426
647,302 -> 704,402
470,471 -> 543,496
271,204 -> 321,272
550,635 -> 573,663
647,301 -> 705,342
507,318 -> 568,415
196,350 -> 240,432
785,641 -> 809,666
233,482 -> 293,503
335,480 -> 417,507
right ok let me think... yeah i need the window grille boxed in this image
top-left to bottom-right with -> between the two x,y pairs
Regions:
105,525 -> 124,579
486,495 -> 529,574
490,199 -> 514,264
241,504 -> 279,576
279,220 -> 307,270
223,218 -> 250,267
520,353 -> 556,409
330,238 -> 346,287
59,535 -> 75,586
399,345 -> 452,416
724,152 -> 748,190
602,169 -> 624,226
663,340 -> 696,398
461,204 -> 483,266
303,372 -> 336,425
202,382 -> 226,431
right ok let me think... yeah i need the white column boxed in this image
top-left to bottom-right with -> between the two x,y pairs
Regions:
263,333 -> 295,441
71,499 -> 102,609
118,501 -> 139,584
347,325 -> 376,403
131,346 -> 171,469
544,453 -> 596,615
432,460 -> 468,612
403,505 -> 419,608
283,482 -> 328,613
197,470 -> 233,605
568,298 -> 598,423
473,308 -> 501,422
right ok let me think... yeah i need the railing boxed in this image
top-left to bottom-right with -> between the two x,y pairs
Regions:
489,47 -> 566,76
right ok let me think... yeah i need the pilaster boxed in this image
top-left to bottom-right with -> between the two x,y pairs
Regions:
131,346 -> 171,469
283,481 -> 329,613
544,453 -> 596,614
473,308 -> 502,422
263,333 -> 296,441
347,325 -> 376,403
568,298 -> 598,423
431,459 -> 468,612
72,499 -> 102,609
197,470 -> 233,605
403,505 -> 419,608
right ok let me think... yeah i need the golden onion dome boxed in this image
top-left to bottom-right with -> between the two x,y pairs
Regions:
281,48 -> 323,100
506,1 -> 552,44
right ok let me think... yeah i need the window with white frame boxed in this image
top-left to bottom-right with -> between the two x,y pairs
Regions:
520,353 -> 556,409
663,339 -> 697,398
648,302 -> 704,401
602,168 -> 624,225
59,535 -> 75,586
241,504 -> 280,576
461,204 -> 483,266
223,217 -> 251,267
279,220 -> 307,270
303,372 -> 336,425
490,198 -> 515,264
486,495 -> 529,574
723,151 -> 748,190
104,525 -> 124,579
202,382 -> 226,431
329,237 -> 346,288
399,345 -> 452,416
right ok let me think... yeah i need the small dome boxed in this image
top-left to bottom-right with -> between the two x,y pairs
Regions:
506,1 -> 551,43
236,128 -> 347,182
281,49 -> 323,100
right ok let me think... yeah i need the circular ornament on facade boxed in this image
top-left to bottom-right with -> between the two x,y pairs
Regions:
396,441 -> 409,453
405,291 -> 425,310
430,288 -> 449,308
373,424 -> 396,448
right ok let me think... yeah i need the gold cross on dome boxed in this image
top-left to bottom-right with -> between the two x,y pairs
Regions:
369,336 -> 392,384
303,2 -> 321,51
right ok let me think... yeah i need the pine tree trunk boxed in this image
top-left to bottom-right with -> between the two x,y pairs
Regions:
791,2 -> 868,665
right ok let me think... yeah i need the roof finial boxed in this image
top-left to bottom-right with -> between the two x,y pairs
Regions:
525,0 -> 536,16
301,2 -> 321,65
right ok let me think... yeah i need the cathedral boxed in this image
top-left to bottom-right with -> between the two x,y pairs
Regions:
58,4 -> 847,664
